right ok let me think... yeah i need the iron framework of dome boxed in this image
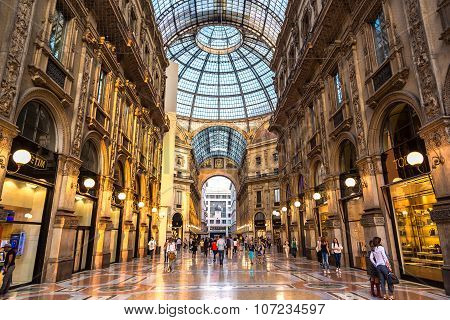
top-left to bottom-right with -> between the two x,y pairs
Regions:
151,0 -> 288,122
191,126 -> 247,165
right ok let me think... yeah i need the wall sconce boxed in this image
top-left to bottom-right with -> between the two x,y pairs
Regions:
272,210 -> 280,216
138,201 -> 145,208
281,206 -> 287,212
24,213 -> 33,219
117,192 -> 126,201
294,201 -> 301,208
344,177 -> 357,188
83,178 -> 95,190
312,192 -> 321,200
407,150 -> 444,171
152,207 -> 158,213
6,149 -> 32,173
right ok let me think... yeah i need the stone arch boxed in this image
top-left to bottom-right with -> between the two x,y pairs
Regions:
367,91 -> 423,156
198,172 -> 239,193
329,132 -> 358,176
15,87 -> 71,155
81,131 -> 108,177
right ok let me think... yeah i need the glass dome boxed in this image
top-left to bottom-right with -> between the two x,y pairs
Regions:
196,25 -> 242,54
151,0 -> 288,121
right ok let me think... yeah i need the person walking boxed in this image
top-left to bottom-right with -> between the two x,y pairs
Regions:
320,237 -> 331,274
148,237 -> 156,259
370,237 -> 395,300
315,239 -> 323,267
366,240 -> 381,298
283,240 -> 290,258
291,238 -> 298,258
176,238 -> 182,252
203,238 -> 209,257
191,238 -> 198,258
217,235 -> 226,266
166,239 -> 177,272
211,238 -> 218,262
248,240 -> 255,265
233,238 -> 238,254
331,238 -> 343,273
163,239 -> 170,263
0,244 -> 16,295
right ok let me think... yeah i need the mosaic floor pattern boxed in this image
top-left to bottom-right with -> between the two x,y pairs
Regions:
2,251 -> 448,300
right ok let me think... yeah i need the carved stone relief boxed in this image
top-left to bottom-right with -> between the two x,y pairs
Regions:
0,0 -> 35,117
404,0 -> 442,121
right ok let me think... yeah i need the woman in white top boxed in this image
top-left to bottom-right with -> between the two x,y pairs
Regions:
166,239 -> 177,272
283,240 -> 290,258
369,237 -> 394,300
331,238 -> 343,273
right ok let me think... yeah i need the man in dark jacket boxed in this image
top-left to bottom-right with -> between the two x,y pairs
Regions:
0,244 -> 16,295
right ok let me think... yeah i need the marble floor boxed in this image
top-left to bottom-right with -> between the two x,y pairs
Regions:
2,250 -> 448,300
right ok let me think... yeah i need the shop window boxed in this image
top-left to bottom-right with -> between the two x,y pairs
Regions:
113,162 -> 125,188
175,190 -> 182,208
0,178 -> 48,285
256,190 -> 262,207
49,3 -> 67,60
339,140 -> 357,173
387,175 -> 441,282
371,9 -> 390,66
17,101 -> 56,151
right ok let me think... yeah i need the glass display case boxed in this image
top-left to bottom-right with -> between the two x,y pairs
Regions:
389,175 -> 442,282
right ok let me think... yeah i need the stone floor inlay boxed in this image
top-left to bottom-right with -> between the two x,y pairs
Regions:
2,251 -> 448,300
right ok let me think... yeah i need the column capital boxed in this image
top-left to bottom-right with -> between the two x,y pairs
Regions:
361,209 -> 385,227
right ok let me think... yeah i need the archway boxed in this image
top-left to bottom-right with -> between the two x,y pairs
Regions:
171,212 -> 183,239
201,176 -> 236,238
254,212 -> 266,239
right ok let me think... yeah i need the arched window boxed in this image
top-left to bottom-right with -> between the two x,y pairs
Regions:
301,10 -> 310,42
17,101 -> 56,151
339,140 -> 357,174
298,175 -> 305,195
314,162 -> 324,187
114,162 -> 125,188
381,103 -> 421,152
254,212 -> 266,228
172,212 -> 183,228
80,140 -> 99,174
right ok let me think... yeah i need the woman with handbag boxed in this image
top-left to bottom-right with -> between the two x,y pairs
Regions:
166,239 -> 177,272
369,237 -> 395,300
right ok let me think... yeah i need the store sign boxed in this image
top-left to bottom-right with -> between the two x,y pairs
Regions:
29,153 -> 47,170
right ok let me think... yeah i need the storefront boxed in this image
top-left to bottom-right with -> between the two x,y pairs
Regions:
72,140 -> 99,273
380,103 -> 442,285
0,101 -> 57,286
110,162 -> 126,264
272,214 -> 282,249
338,140 -> 366,269
254,212 -> 266,238
171,212 -> 183,239
312,162 -> 328,237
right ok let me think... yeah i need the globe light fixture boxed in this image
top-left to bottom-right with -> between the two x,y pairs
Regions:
24,213 -> 33,219
392,177 -> 403,183
313,192 -> 321,200
152,207 -> 158,213
281,206 -> 287,212
83,178 -> 95,190
406,151 -> 424,166
138,201 -> 145,208
344,177 -> 357,188
12,149 -> 31,165
118,192 -> 126,201
294,201 -> 301,208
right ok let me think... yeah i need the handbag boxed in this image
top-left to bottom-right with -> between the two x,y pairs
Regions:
389,272 -> 400,284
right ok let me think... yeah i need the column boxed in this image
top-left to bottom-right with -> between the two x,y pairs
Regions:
0,120 -> 18,198
45,155 -> 82,282
421,119 -> 450,294
121,187 -> 135,262
93,175 -> 113,269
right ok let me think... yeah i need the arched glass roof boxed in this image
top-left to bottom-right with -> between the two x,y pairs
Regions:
191,126 -> 247,165
151,0 -> 288,122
